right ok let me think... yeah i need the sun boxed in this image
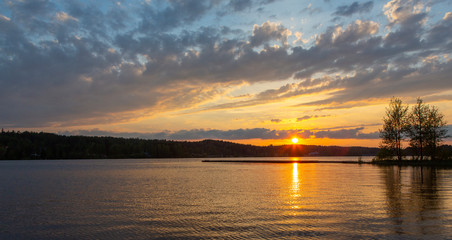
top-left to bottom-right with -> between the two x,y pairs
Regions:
291,137 -> 299,144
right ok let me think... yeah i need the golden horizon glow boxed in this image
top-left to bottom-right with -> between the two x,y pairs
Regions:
4,1 -> 452,149
232,138 -> 385,148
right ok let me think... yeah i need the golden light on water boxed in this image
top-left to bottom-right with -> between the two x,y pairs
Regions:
292,163 -> 299,191
291,163 -> 301,210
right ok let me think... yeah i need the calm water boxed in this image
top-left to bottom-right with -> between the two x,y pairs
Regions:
1,157 -> 452,239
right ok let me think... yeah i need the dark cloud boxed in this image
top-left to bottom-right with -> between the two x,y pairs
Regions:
314,127 -> 379,139
271,119 -> 282,123
0,0 -> 451,129
139,0 -> 215,32
297,115 -> 329,121
297,116 -> 312,121
205,10 -> 452,111
228,0 -> 252,11
334,1 -> 373,17
426,12 -> 452,48
61,128 -> 295,140
60,127 -> 380,140
218,0 -> 277,15
7,0 -> 57,33
249,21 -> 292,47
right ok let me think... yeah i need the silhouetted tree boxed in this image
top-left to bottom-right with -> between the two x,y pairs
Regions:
425,106 -> 448,160
407,98 -> 428,160
379,97 -> 409,160
407,98 -> 448,160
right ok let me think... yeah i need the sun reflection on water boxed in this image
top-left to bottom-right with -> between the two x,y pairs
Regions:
290,163 -> 301,209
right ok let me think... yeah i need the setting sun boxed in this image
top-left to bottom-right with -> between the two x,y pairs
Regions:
291,138 -> 299,144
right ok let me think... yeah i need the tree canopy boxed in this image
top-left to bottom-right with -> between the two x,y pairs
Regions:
0,130 -> 379,160
379,97 -> 409,160
378,98 -> 449,160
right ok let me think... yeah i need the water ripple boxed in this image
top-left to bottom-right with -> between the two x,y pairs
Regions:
1,158 -> 452,239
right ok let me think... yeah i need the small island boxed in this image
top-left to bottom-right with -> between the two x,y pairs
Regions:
372,97 -> 451,166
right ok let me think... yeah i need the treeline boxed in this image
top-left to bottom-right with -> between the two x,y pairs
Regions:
0,130 -> 380,160
379,97 -> 450,160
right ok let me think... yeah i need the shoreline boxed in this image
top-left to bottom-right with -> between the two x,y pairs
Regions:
202,160 -> 361,164
202,159 -> 452,168
370,160 -> 452,167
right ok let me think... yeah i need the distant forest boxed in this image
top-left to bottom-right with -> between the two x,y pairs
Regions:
0,130 -> 386,160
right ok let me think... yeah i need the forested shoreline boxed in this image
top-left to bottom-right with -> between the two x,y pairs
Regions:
0,130 -> 380,160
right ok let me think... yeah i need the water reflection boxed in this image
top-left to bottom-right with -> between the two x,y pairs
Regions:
381,166 -> 444,235
292,163 -> 300,194
290,163 -> 301,209
2,159 -> 452,239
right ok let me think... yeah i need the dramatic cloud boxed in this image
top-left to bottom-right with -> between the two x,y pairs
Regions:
383,0 -> 425,25
205,9 -> 451,111
0,0 -> 451,146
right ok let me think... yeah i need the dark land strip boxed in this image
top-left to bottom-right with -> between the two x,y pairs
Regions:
202,160 -> 360,164
202,159 -> 452,168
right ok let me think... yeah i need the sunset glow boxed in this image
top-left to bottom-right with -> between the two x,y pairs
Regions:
1,0 -> 451,147
292,138 -> 299,144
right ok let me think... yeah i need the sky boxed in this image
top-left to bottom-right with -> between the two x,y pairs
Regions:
1,0 -> 452,147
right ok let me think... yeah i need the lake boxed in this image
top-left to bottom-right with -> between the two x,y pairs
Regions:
1,157 -> 452,239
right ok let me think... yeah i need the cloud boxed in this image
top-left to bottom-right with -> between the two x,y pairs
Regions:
60,127 -> 380,140
227,0 -> 252,12
61,128 -> 295,140
55,11 -> 78,22
271,119 -> 282,123
334,1 -> 373,17
138,0 -> 215,32
314,20 -> 379,47
217,0 -> 277,15
445,12 -> 452,20
297,115 -> 329,121
205,6 -> 452,111
250,21 -> 292,47
314,127 -> 379,139
0,0 -> 451,129
297,116 -> 312,121
383,0 -> 425,24
427,12 -> 452,47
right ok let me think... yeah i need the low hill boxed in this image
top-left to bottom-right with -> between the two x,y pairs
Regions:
0,130 -> 379,160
